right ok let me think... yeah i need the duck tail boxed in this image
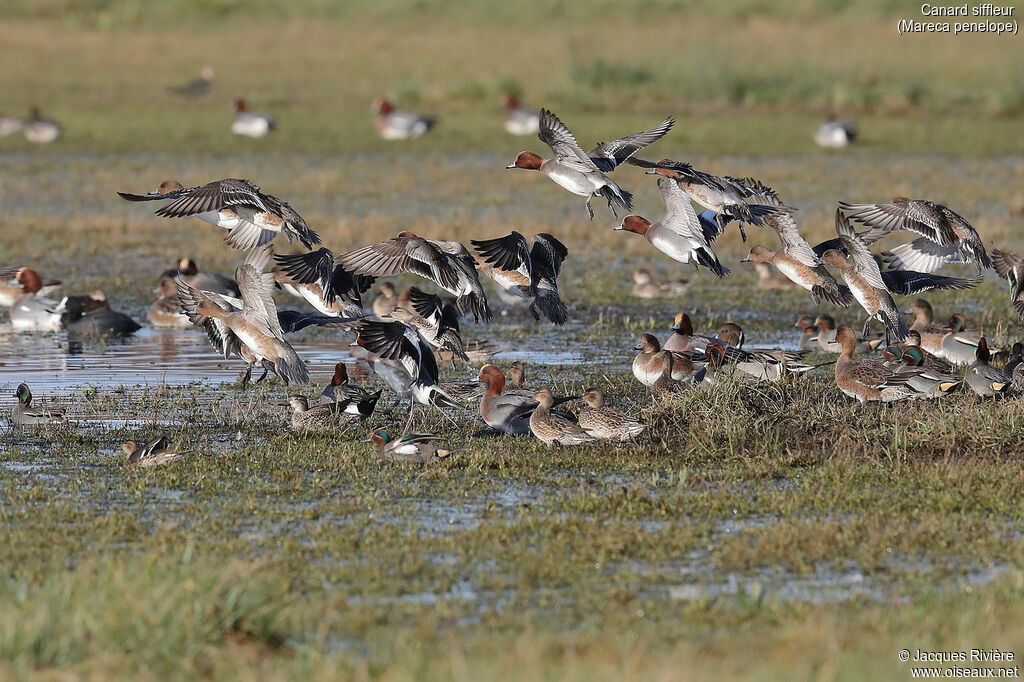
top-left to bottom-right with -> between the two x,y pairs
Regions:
276,355 -> 310,386
429,387 -> 462,411
881,309 -> 910,343
696,247 -> 730,278
599,184 -> 632,211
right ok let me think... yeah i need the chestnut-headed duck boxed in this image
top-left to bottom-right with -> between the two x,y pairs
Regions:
0,265 -> 61,306
471,231 -> 569,324
231,99 -> 274,138
476,363 -> 575,435
578,388 -> 645,442
502,94 -> 540,136
337,231 -> 491,322
840,197 -> 991,272
119,178 -> 319,251
372,98 -> 435,140
507,108 -> 673,220
633,333 -> 696,386
8,268 -> 63,332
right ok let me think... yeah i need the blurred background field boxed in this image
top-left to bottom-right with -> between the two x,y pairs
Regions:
3,2 -> 1024,681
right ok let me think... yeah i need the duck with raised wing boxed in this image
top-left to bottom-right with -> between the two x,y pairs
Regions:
272,247 -> 370,318
820,209 -> 909,344
122,436 -> 183,467
839,197 -> 991,272
176,247 -> 310,385
24,107 -> 61,143
471,231 -> 569,324
577,388 -> 645,442
507,108 -> 673,219
614,177 -> 728,277
381,287 -> 468,362
529,387 -> 595,447
633,333 -> 697,386
370,431 -> 455,463
232,99 -> 274,138
372,98 -> 435,140
833,326 -> 920,403
337,231 -> 491,322
119,178 -> 320,251
992,248 -> 1024,320
502,94 -> 540,136
966,338 -> 1012,397
11,383 -> 66,428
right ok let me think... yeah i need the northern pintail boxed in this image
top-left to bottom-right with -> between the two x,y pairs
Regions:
337,231 -> 491,322
119,178 -> 320,251
24,107 -> 61,143
122,436 -> 183,467
320,362 -> 382,413
11,383 -> 66,428
614,177 -> 728,277
471,231 -> 569,324
372,98 -> 435,140
232,99 -> 275,138
840,197 -> 992,272
507,108 -> 673,219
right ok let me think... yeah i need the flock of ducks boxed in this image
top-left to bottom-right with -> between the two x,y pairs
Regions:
5,105 -> 1022,464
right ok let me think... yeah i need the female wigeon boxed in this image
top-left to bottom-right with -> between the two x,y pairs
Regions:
471,231 -> 569,324
8,268 -> 63,332
833,326 -> 920,403
11,383 -> 66,428
577,388 -> 645,442
231,99 -> 275,138
633,333 -> 696,386
630,269 -> 689,299
0,265 -> 61,307
615,177 -> 728,276
23,107 -> 61,143
370,431 -> 455,463
507,108 -> 673,219
176,247 -> 310,386
502,94 -> 540,136
119,178 -> 319,251
337,231 -> 491,322
122,436 -> 183,467
529,387 -> 595,447
992,248 -> 1024,320
814,117 -> 857,148
372,98 -> 435,140
965,338 -> 1012,397
820,210 -> 909,344
149,277 -> 191,328
840,197 -> 991,272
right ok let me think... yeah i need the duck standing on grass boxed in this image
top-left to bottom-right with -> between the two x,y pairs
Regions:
833,326 -> 920,404
577,388 -> 645,442
965,338 -> 1012,398
529,387 -> 595,447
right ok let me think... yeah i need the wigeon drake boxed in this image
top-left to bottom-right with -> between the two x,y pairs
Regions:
337,231 -> 491,322
992,248 -> 1024,319
380,287 -> 469,363
175,246 -> 310,386
169,66 -> 214,98
0,265 -> 61,307
11,383 -> 66,428
272,247 -> 370,318
231,99 -> 275,138
965,338 -> 1012,397
119,178 -> 320,251
645,161 -> 792,239
840,197 -> 992,272
529,387 -> 595,447
833,326 -> 921,404
476,364 -> 577,435
471,231 -> 569,324
370,431 -> 455,464
577,388 -> 645,442
814,117 -> 857,148
633,333 -> 696,386
507,108 -> 674,219
122,437 -> 184,467
820,210 -> 909,344
23,107 -> 61,143
501,94 -> 540,136
614,178 -> 728,277
630,269 -> 688,299
7,268 -> 63,332
372,98 -> 435,140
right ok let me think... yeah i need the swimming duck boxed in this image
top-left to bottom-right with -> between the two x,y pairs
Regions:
840,197 -> 991,272
966,338 -> 1012,397
59,294 -> 141,337
8,268 -> 63,332
231,99 -> 275,138
814,117 -> 857,148
471,231 -> 569,324
337,231 -> 491,322
507,108 -> 673,219
11,383 -> 66,428
0,265 -> 61,306
529,387 -> 595,447
119,178 -> 319,251
833,326 -> 920,403
615,177 -> 728,276
372,98 -> 435,140
369,431 -> 455,463
577,388 -> 645,441
122,436 -> 183,467
150,277 -> 191,328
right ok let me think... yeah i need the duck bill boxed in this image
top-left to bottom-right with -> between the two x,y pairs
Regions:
505,163 -> 517,170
